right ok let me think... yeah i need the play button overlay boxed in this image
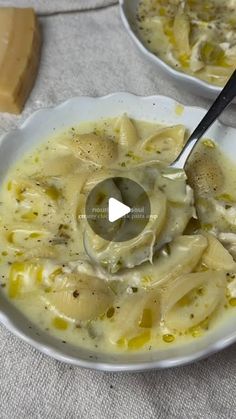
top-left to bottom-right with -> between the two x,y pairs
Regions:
108,198 -> 130,222
85,177 -> 151,242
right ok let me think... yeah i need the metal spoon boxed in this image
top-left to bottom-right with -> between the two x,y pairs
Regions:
172,69 -> 236,169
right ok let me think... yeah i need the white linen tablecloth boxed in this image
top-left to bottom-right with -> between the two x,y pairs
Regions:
0,1 -> 236,418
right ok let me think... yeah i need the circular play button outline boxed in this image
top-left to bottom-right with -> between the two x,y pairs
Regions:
85,177 -> 151,242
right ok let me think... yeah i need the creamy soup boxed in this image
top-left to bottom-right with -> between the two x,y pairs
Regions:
0,116 -> 236,353
137,0 -> 236,86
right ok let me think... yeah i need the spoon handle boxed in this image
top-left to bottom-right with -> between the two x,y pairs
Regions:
172,69 -> 236,169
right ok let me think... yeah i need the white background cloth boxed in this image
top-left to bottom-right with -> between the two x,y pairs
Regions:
0,1 -> 236,418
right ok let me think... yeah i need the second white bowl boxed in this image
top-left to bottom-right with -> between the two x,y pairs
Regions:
119,0 -> 223,100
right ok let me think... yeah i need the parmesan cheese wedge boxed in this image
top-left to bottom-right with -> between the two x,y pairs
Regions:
0,8 -> 41,114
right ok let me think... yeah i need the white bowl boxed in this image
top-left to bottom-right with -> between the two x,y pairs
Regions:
0,93 -> 236,371
119,0 -> 223,100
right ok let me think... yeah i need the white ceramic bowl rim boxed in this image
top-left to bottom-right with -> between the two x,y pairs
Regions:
119,0 -> 222,95
0,92 -> 236,372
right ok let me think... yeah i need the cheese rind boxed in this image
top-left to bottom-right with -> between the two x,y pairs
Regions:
0,8 -> 41,114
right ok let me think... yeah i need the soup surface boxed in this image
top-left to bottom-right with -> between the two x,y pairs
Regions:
137,0 -> 236,86
0,115 -> 236,354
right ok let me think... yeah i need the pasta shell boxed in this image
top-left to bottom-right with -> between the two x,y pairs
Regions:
116,115 -> 139,149
162,271 -> 225,330
140,125 -> 186,164
140,17 -> 170,54
121,235 -> 208,288
109,289 -> 160,343
5,177 -> 61,233
65,133 -> 118,166
61,172 -> 89,228
186,150 -> 224,196
151,235 -> 208,287
202,233 -> 236,271
45,274 -> 113,322
173,8 -> 191,55
42,155 -> 79,177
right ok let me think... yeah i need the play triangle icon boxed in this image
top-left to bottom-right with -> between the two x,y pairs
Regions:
108,197 -> 131,223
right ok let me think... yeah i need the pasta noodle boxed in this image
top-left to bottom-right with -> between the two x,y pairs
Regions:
140,125 -> 186,164
116,115 -> 139,149
162,271 -> 225,330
